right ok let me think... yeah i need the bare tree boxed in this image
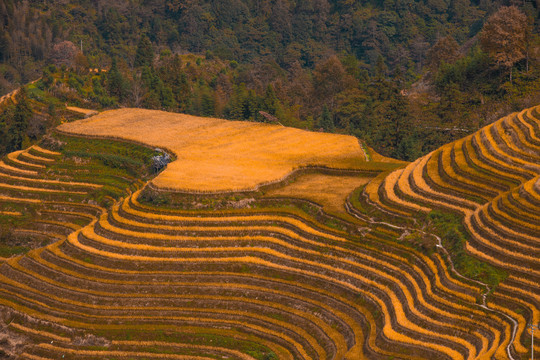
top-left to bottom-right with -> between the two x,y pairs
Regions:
50,41 -> 79,68
130,71 -> 146,108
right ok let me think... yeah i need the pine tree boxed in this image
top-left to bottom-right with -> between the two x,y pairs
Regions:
135,36 -> 154,68
7,87 -> 32,152
0,106 -> 10,155
318,105 -> 334,131
107,58 -> 126,101
227,84 -> 249,120
143,90 -> 161,109
262,84 -> 278,115
160,86 -> 177,110
200,90 -> 215,116
374,55 -> 387,82
244,90 -> 260,120
176,72 -> 191,112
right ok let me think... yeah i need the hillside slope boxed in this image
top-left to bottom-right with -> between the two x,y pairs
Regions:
365,105 -> 540,357
0,107 -> 537,359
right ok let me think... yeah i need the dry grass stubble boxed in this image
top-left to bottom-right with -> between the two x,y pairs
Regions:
58,109 -> 372,192
264,173 -> 371,215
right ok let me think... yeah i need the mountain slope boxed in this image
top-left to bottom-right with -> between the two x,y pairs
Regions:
365,105 -> 540,357
0,107 -> 538,359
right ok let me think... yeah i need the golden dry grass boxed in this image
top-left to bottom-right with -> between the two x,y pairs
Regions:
0,171 -> 102,188
0,160 -> 38,176
264,173 -> 371,214
464,222 -> 540,276
31,343 -> 246,360
520,108 -> 540,146
19,152 -> 55,163
0,210 -> 22,216
115,197 -> 492,332
9,322 -> 71,342
7,151 -> 45,169
11,259 -> 349,358
39,232 -> 485,359
495,120 -> 540,161
0,195 -> 41,204
388,165 -> 431,213
367,145 -> 405,164
30,145 -> 61,157
58,109 -> 374,192
0,182 -> 87,195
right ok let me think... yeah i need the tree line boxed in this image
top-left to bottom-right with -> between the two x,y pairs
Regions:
0,0 -> 539,160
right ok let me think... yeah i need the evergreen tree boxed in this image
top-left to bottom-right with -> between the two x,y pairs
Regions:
318,105 -> 334,131
244,90 -> 260,121
262,84 -> 279,115
374,55 -> 388,82
135,36 -> 154,68
160,86 -> 177,110
227,84 -> 249,120
176,72 -> 191,112
200,90 -> 215,116
141,66 -> 158,89
386,90 -> 410,158
7,87 -> 32,152
437,83 -> 467,124
107,58 -> 126,101
0,106 -> 10,155
143,90 -> 161,109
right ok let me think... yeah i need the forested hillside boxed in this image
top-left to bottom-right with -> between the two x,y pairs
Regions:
0,0 -> 539,159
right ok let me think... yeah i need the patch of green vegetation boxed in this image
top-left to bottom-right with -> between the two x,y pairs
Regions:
52,133 -> 156,169
324,218 -> 342,230
0,245 -> 28,257
427,210 -> 507,290
348,184 -> 368,215
249,351 -> 279,360
45,132 -> 157,204
94,329 -> 276,360
63,150 -> 147,176
0,204 -> 33,224
268,313 -> 286,321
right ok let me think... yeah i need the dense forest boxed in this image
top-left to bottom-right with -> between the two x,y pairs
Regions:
0,0 -> 539,159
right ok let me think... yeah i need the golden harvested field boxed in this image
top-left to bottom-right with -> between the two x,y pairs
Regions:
58,109 -> 371,192
264,173 -> 371,215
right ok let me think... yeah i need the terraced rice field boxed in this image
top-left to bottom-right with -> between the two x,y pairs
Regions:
58,109 -> 383,193
263,173 -> 372,216
0,107 -> 538,359
369,105 -> 540,358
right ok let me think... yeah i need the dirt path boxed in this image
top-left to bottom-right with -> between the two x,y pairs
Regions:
66,106 -> 99,118
0,79 -> 40,107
